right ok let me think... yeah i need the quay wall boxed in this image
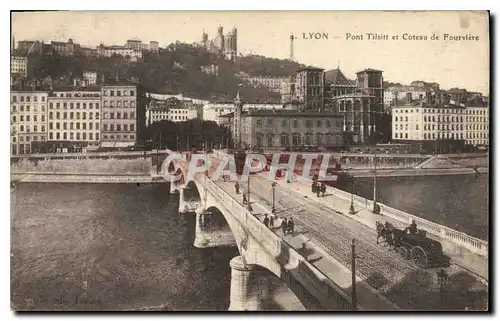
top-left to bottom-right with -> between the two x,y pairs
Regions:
12,172 -> 159,184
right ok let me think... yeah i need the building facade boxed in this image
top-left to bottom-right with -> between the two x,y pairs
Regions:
97,45 -> 143,59
150,41 -> 159,52
146,97 -> 198,126
47,88 -> 101,148
243,76 -> 290,93
10,91 -> 49,155
238,110 -> 344,149
51,39 -> 77,56
294,66 -> 325,112
465,102 -> 489,147
83,71 -> 98,85
203,102 -> 286,123
100,83 -> 138,148
391,97 -> 467,153
11,56 -> 27,78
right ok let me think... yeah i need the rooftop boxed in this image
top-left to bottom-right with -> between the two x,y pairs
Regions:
51,85 -> 102,92
395,100 -> 467,109
325,68 -> 356,86
243,110 -> 342,117
356,68 -> 383,74
296,66 -> 325,72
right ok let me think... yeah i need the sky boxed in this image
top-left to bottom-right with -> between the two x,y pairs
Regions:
11,11 -> 490,95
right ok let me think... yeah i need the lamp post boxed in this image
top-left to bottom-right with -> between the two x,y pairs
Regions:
372,147 -> 380,214
437,269 -> 448,308
349,179 -> 355,215
271,182 -> 277,214
351,239 -> 357,311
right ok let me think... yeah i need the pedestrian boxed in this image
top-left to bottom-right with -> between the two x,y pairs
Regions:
269,215 -> 275,229
311,181 -> 317,193
287,218 -> 295,236
242,193 -> 247,205
316,184 -> 321,197
321,183 -> 326,197
235,182 -> 240,194
282,218 -> 288,236
263,214 -> 270,228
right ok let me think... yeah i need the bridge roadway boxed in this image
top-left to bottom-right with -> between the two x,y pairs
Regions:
203,156 -> 488,310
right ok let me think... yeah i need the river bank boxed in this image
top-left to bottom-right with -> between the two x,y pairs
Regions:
11,172 -> 163,184
346,166 -> 488,178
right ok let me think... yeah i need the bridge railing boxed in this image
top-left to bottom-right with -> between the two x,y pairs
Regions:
322,183 -> 488,256
204,178 -> 356,310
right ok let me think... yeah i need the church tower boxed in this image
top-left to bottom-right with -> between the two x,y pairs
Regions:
233,90 -> 243,148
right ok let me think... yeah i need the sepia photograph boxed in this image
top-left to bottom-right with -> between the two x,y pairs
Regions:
9,10 -> 489,312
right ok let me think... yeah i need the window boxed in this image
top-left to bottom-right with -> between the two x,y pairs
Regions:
20,96 -> 24,102
89,103 -> 93,109
49,132 -> 53,140
76,132 -> 80,140
103,124 -> 108,131
110,124 -> 114,131
27,96 -> 30,102
83,133 -> 86,140
123,124 -> 128,131
130,124 -> 134,132
34,125 -> 38,132
89,113 -> 93,120
63,112 -> 67,120
13,116 -> 16,123
110,113 -> 115,119
26,106 -> 30,112
267,119 -> 273,126
42,125 -> 45,132
316,120 -> 322,127
56,132 -> 60,140
130,90 -> 135,96
96,133 -> 99,140
117,112 -> 121,119
83,113 -> 86,120
20,106 -> 24,112
12,96 -> 17,102
63,123 -> 67,130
130,112 -> 134,119
34,115 -> 38,122
56,123 -> 60,130
70,132 -> 74,140
42,96 -> 45,102
27,115 -> 30,121
49,123 -> 53,130
82,123 -> 86,130
116,124 -> 121,131
76,123 -> 80,130
83,103 -> 87,109
256,120 -> 262,127
110,90 -> 115,96
416,124 -> 419,130
96,112 -> 100,119
63,132 -> 67,140
89,123 -> 93,130
123,112 -> 128,119
63,102 -> 67,109
20,115 -> 24,122
117,90 -> 121,96
89,133 -> 93,140
405,133 -> 408,139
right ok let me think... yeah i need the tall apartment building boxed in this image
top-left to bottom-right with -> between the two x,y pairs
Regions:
83,71 -> 98,85
149,41 -> 159,52
391,95 -> 466,153
10,91 -> 48,155
11,56 -> 27,78
47,88 -> 101,148
97,45 -> 143,59
465,101 -> 489,147
100,82 -> 138,148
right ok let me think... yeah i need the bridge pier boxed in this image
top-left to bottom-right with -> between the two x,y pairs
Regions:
194,211 -> 237,248
229,256 -> 269,311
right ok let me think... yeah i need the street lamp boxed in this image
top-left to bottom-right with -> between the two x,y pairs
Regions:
351,239 -> 357,311
349,179 -> 355,215
437,269 -> 449,308
271,182 -> 277,214
372,147 -> 380,214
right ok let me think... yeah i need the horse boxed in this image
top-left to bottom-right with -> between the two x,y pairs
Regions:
376,221 -> 391,245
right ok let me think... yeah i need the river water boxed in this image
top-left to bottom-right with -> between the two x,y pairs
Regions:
11,174 -> 488,310
10,183 -> 238,311
342,174 -> 489,240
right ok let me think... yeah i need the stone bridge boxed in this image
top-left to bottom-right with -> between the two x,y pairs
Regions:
160,151 -> 488,311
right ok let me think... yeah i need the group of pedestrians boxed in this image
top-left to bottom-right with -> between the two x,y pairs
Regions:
262,214 -> 295,236
312,181 -> 327,198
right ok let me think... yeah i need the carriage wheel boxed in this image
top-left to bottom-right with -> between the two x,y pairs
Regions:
411,246 -> 428,268
399,247 -> 409,260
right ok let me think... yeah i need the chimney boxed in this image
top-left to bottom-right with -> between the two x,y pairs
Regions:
406,92 -> 412,105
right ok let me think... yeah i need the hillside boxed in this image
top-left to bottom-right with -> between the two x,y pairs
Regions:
19,42 -> 301,103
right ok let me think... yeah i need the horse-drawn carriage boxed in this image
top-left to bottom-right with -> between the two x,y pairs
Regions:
376,221 -> 451,269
